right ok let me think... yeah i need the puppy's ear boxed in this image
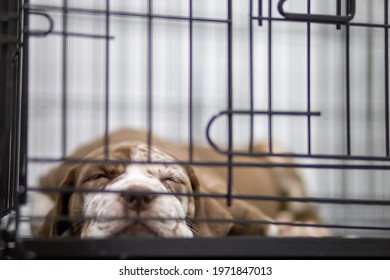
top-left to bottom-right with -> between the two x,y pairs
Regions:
39,168 -> 77,237
185,166 -> 233,237
194,195 -> 234,236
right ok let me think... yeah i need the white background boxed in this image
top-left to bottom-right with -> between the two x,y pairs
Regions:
1,260 -> 389,280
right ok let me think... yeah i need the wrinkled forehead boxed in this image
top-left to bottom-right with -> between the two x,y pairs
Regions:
128,143 -> 189,179
84,141 -> 176,162
129,143 -> 176,162
76,142 -> 188,182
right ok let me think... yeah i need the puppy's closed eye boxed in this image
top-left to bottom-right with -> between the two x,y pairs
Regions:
159,168 -> 186,184
82,173 -> 110,184
160,175 -> 187,204
161,176 -> 182,184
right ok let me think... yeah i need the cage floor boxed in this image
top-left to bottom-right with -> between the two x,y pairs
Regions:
4,237 -> 390,259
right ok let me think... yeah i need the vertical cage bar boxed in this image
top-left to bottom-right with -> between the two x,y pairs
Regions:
7,0 -> 12,212
227,0 -> 233,206
0,30 -> 5,213
147,0 -> 153,162
16,0 -> 22,208
18,0 -> 30,220
307,0 -> 312,154
104,0 -> 110,159
9,8 -> 20,216
61,0 -> 68,158
249,0 -> 254,152
189,0 -> 194,162
385,0 -> 389,156
11,56 -> 20,215
0,0 -> 10,215
11,0 -> 22,213
345,23 -> 351,156
336,0 -> 342,30
268,0 -> 273,152
258,0 -> 263,26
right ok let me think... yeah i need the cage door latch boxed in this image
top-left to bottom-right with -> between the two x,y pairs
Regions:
278,0 -> 356,24
23,9 -> 54,37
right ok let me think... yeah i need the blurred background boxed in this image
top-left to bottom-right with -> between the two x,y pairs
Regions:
24,0 -> 390,237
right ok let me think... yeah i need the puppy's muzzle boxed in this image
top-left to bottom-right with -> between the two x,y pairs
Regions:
122,187 -> 157,213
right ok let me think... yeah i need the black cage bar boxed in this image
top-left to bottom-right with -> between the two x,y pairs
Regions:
1,0 -> 390,258
0,0 -> 22,218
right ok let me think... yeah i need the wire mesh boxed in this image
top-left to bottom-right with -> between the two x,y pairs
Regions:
1,0 -> 390,258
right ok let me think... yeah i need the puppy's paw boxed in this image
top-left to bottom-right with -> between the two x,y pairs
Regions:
273,211 -> 331,237
265,223 -> 279,237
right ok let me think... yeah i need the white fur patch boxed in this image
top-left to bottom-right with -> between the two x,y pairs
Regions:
265,224 -> 279,237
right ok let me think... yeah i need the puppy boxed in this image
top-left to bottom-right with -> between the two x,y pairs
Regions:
34,128 -> 329,238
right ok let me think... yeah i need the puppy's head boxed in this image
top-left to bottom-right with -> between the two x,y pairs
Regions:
42,142 -> 200,238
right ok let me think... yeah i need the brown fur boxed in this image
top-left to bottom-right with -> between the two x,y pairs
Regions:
39,128 -> 327,237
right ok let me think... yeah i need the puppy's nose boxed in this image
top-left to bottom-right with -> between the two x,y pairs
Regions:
122,188 -> 156,212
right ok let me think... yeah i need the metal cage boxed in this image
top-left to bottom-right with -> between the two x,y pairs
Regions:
0,0 -> 23,220
1,0 -> 390,259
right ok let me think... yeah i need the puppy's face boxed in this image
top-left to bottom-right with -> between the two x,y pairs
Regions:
50,142 -> 198,238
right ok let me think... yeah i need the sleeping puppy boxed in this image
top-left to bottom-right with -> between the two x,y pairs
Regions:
34,128 -> 329,238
